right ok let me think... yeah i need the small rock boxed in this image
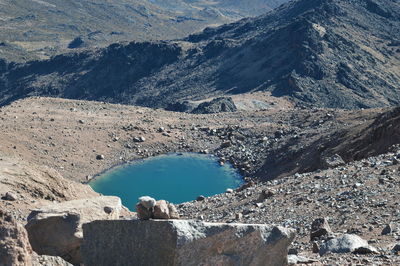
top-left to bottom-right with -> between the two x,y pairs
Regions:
153,200 -> 170,219
138,196 -> 156,209
133,137 -> 146,143
167,203 -> 180,219
258,189 -> 275,202
288,255 -> 319,265
136,203 -> 152,220
392,243 -> 400,254
196,195 -> 205,201
103,206 -> 114,214
226,188 -> 234,193
220,141 -> 231,148
310,217 -> 333,241
381,223 -> 393,235
312,241 -> 320,253
3,191 -> 17,201
96,154 -> 105,160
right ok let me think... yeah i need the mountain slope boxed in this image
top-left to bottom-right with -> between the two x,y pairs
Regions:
0,0 -> 287,62
0,0 -> 399,109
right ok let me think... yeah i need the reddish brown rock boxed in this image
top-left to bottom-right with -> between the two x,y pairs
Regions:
0,210 -> 33,266
153,200 -> 170,219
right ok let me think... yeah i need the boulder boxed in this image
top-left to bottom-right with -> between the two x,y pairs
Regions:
82,220 -> 296,266
168,203 -> 180,219
0,210 -> 34,266
319,234 -> 377,256
25,196 -> 123,265
153,200 -> 170,219
138,196 -> 156,209
136,203 -> 153,220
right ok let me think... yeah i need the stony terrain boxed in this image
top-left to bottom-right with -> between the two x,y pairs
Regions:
0,96 -> 399,265
0,0 -> 399,109
0,1 -> 399,265
178,149 -> 400,265
0,0 -> 287,62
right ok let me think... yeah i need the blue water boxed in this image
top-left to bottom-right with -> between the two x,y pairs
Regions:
89,153 -> 243,210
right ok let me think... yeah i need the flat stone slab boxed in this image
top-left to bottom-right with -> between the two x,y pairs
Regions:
82,219 -> 295,266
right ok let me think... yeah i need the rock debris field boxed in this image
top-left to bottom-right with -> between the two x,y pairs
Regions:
0,96 -> 399,265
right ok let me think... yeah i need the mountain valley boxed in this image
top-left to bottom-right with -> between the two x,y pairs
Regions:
1,0 -> 400,265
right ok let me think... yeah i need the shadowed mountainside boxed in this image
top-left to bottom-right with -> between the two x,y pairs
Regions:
0,0 -> 399,109
0,0 -> 287,62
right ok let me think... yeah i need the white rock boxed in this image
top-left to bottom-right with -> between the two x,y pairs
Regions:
138,196 -> 156,209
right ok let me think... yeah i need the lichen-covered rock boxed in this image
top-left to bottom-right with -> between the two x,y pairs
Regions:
0,210 -> 33,266
82,220 -> 296,266
25,196 -> 123,265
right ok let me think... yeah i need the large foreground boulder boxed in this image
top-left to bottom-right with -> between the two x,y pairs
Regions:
81,220 -> 296,266
25,196 -> 124,265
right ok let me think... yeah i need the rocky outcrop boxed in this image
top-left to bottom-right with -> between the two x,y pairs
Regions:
25,196 -> 124,265
0,210 -> 34,266
0,154 -> 98,219
191,97 -> 237,114
81,220 -> 295,266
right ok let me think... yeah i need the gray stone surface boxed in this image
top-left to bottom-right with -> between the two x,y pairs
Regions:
25,196 -> 123,265
82,220 -> 295,266
34,255 -> 73,266
319,234 -> 377,256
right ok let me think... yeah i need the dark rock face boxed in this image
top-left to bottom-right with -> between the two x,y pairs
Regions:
0,41 -> 182,106
0,0 -> 399,109
192,97 -> 237,114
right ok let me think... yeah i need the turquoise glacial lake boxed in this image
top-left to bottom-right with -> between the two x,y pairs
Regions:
89,153 -> 243,210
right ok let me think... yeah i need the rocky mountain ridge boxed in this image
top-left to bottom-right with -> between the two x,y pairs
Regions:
0,0 -> 287,62
0,0 -> 399,109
